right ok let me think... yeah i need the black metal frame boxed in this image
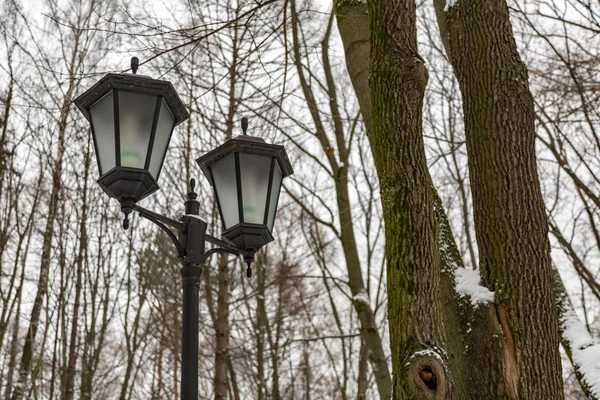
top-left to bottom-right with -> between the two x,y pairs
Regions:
133,179 -> 250,400
264,157 -> 276,226
234,152 -> 244,224
74,68 -> 191,232
74,73 -> 189,123
114,90 -> 122,167
196,135 -> 293,182
97,166 -> 159,202
144,95 -> 163,170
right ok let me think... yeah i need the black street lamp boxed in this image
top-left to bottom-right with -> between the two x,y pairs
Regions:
74,58 -> 293,400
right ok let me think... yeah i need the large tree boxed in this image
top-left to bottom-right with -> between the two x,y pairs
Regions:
335,0 -> 593,397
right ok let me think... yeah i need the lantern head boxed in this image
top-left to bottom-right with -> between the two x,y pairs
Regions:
74,58 -> 189,208
196,132 -> 293,254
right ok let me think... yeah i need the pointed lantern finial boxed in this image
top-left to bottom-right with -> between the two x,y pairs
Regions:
241,117 -> 248,135
131,57 -> 139,74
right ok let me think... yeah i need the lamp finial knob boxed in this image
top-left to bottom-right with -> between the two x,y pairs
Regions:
244,252 -> 255,278
241,117 -> 248,135
187,178 -> 198,201
185,178 -> 200,215
131,57 -> 139,74
120,198 -> 135,230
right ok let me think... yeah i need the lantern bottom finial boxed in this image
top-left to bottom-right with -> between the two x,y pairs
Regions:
120,198 -> 136,230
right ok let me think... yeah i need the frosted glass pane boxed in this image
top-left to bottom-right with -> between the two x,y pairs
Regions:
89,92 -> 115,174
240,153 -> 271,224
267,161 -> 282,231
211,154 -> 239,229
148,100 -> 175,179
118,91 -> 156,169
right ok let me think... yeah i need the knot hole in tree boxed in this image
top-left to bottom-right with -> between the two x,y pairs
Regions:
411,355 -> 448,399
418,365 -> 437,390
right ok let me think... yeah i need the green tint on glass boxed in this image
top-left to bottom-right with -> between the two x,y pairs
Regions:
89,91 -> 115,174
240,153 -> 271,224
118,91 -> 156,168
211,154 -> 239,229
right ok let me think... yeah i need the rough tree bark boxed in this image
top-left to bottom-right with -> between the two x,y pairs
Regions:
365,0 -> 452,396
433,0 -> 564,398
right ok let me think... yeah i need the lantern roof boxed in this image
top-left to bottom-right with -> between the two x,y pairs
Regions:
196,135 -> 294,182
74,73 -> 189,125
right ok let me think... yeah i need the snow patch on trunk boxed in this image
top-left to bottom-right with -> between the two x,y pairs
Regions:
562,304 -> 600,397
445,0 -> 458,11
353,290 -> 370,305
411,348 -> 445,362
454,267 -> 494,307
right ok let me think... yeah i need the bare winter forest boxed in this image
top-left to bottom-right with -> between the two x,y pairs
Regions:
0,0 -> 599,399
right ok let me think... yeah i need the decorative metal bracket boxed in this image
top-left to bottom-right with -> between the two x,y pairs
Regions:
131,179 -> 253,275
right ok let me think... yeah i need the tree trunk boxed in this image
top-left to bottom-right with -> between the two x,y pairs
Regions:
339,0 -> 505,397
214,12 -> 241,396
256,256 -> 267,400
554,268 -> 599,399
62,141 -> 91,400
337,0 -> 571,397
357,341 -> 368,400
289,3 -> 393,397
10,6 -> 88,396
366,0 -> 455,397
214,254 -> 231,400
433,1 -> 564,398
4,274 -> 23,400
10,78 -> 72,400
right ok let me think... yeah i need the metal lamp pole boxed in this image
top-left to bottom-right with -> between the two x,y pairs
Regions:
131,179 -> 248,399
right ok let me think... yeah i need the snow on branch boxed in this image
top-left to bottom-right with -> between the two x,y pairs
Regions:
561,301 -> 600,398
454,267 -> 495,307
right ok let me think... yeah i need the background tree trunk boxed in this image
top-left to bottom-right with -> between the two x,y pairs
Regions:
289,3 -> 393,397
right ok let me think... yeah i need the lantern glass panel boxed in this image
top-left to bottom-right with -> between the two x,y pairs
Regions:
148,99 -> 175,179
89,91 -> 115,174
267,161 -> 283,230
211,154 -> 239,229
118,91 -> 156,169
240,153 -> 271,224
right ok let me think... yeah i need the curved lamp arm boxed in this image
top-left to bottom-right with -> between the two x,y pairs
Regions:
131,203 -> 251,270
205,233 -> 248,256
139,212 -> 184,257
133,204 -> 184,231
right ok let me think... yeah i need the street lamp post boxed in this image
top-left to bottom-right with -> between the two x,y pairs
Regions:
74,58 -> 293,399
